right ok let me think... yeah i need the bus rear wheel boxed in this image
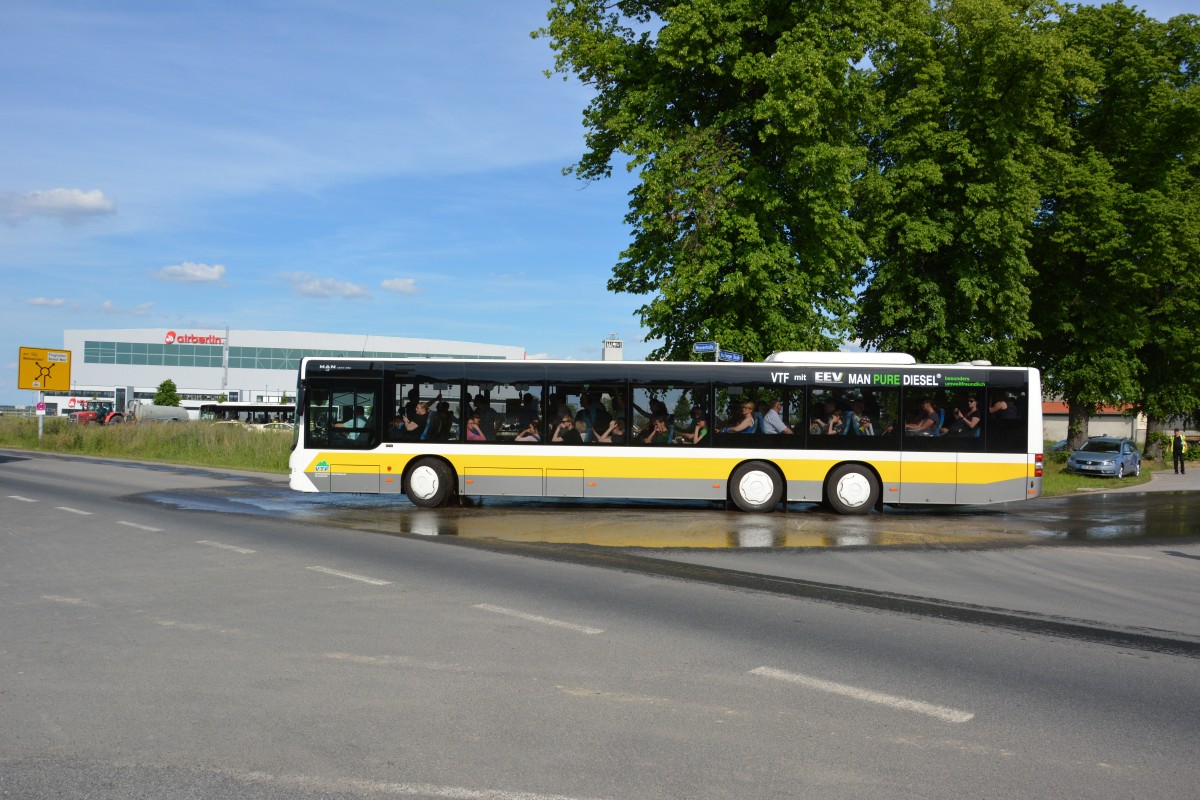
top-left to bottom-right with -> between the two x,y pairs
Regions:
405,458 -> 455,508
730,461 -> 784,513
825,464 -> 879,515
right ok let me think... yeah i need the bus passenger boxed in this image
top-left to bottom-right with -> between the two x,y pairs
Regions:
944,396 -> 981,436
721,401 -> 758,434
641,415 -> 670,445
465,414 -> 487,441
403,387 -> 420,419
594,418 -> 625,443
826,408 -> 845,435
851,400 -> 874,435
552,415 -> 583,444
675,414 -> 708,444
575,392 -> 612,441
426,401 -> 454,441
762,399 -> 793,435
515,418 -> 541,442
808,406 -> 827,435
905,399 -> 939,435
473,395 -> 501,438
394,402 -> 428,438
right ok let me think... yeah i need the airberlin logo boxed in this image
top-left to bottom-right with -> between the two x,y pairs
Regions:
165,330 -> 224,345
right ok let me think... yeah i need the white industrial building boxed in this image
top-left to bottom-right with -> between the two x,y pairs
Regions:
41,328 -> 525,417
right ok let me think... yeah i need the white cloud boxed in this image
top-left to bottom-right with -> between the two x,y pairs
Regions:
27,297 -> 67,307
1,188 -> 117,222
155,261 -> 226,282
281,272 -> 371,299
381,277 -> 417,294
100,300 -> 154,316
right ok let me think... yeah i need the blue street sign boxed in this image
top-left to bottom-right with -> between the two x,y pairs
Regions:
718,350 -> 743,362
692,342 -> 717,353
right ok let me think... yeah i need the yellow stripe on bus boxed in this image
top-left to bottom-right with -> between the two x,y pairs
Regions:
306,452 -> 1025,485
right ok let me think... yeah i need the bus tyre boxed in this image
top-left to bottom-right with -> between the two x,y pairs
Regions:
405,458 -> 455,508
826,464 -> 879,515
730,461 -> 783,513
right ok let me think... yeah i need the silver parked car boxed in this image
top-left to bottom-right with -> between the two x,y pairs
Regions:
1066,436 -> 1141,478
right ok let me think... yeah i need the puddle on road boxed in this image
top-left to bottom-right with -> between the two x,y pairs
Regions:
136,484 -> 1200,549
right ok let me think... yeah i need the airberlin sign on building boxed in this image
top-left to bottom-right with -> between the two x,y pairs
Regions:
165,331 -> 224,345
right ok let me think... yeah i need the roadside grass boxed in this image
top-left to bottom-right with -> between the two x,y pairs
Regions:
0,416 -> 291,474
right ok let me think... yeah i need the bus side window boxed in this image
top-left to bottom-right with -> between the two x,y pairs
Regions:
630,384 -> 701,446
985,387 -> 1027,453
391,381 -> 463,442
804,386 -> 899,450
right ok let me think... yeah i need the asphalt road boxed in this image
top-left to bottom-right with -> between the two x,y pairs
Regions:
2,451 -> 1199,799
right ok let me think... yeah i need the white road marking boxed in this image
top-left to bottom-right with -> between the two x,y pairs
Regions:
56,506 -> 92,515
118,521 -> 163,532
307,566 -> 392,586
196,540 -> 256,554
750,666 -> 974,723
7,495 -> 37,503
157,620 -> 238,635
42,595 -> 90,605
326,652 -> 471,673
474,604 -> 604,635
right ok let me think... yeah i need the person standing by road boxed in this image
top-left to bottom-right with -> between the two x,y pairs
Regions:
1173,428 -> 1188,475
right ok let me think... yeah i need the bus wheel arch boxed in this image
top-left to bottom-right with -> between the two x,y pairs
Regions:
403,456 -> 457,508
728,460 -> 785,513
824,462 -> 881,515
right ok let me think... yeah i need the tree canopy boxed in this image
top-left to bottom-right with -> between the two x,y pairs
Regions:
539,1 -> 1200,428
154,379 -> 181,407
538,0 -> 878,360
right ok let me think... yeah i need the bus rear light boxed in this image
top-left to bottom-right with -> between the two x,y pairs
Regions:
1034,453 -> 1044,478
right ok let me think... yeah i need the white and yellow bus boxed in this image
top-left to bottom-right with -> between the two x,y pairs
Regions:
288,352 -> 1043,514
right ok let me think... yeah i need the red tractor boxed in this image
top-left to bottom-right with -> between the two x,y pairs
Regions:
67,401 -> 124,425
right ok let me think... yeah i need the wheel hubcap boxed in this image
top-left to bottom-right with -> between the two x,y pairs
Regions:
835,473 -> 871,508
738,470 -> 774,506
409,465 -> 440,500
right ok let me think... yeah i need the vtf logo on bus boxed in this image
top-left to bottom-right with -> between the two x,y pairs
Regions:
770,371 -> 944,386
315,460 -> 330,473
165,331 -> 224,345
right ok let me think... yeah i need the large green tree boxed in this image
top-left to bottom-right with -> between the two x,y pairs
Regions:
537,0 -> 879,360
1027,3 -> 1200,447
855,0 -> 1073,365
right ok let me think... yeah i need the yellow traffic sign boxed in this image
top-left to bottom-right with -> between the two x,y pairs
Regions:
18,347 -> 72,392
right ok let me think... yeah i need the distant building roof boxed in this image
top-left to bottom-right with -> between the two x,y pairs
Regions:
1042,401 -> 1133,416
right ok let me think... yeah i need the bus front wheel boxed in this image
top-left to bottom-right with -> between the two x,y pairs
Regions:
729,461 -> 784,513
825,464 -> 879,515
405,458 -> 455,508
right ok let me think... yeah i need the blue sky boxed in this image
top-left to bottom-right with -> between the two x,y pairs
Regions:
1,1 -> 1193,405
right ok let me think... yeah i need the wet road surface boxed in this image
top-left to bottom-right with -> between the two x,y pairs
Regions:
137,480 -> 1200,549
